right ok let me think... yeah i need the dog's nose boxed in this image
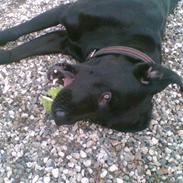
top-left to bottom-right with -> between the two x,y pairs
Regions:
52,108 -> 67,126
55,109 -> 66,119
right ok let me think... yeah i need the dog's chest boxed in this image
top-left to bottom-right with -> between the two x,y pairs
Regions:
62,0 -> 164,40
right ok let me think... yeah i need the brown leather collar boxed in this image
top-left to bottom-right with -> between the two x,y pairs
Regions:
88,46 -> 155,63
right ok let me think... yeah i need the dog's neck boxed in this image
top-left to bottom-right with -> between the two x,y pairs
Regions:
79,27 -> 162,63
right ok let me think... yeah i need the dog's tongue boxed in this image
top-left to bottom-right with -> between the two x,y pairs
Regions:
63,77 -> 74,87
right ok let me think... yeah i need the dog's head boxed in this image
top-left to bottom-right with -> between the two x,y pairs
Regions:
48,56 -> 183,132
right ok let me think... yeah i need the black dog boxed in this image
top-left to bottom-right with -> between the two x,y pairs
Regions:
0,0 -> 182,132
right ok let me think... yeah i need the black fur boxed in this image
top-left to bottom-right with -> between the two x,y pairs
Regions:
0,0 -> 182,132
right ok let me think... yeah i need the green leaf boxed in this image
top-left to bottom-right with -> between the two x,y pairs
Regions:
40,96 -> 53,112
47,87 -> 62,97
41,86 -> 62,112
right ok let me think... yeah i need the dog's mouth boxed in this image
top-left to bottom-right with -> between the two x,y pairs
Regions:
47,63 -> 75,87
61,72 -> 74,87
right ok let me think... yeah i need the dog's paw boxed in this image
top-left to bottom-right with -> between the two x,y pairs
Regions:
0,31 -> 9,46
0,30 -> 17,46
0,50 -> 12,65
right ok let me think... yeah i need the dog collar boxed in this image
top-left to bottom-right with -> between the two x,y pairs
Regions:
89,46 -> 155,63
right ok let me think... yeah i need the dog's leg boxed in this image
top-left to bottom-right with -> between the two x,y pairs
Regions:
0,4 -> 70,45
0,31 -> 69,64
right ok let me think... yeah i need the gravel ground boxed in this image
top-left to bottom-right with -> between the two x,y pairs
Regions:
0,0 -> 183,183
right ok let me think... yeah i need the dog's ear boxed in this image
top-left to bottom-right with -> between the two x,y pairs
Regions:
133,63 -> 183,94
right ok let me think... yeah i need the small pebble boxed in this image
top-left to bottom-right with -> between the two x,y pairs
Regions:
58,151 -> 65,157
32,175 -> 39,183
63,169 -> 69,174
81,177 -> 89,183
68,162 -> 75,168
43,157 -> 49,164
100,169 -> 108,178
80,151 -> 87,158
149,149 -> 155,156
146,170 -> 152,176
178,130 -> 183,135
52,168 -> 59,178
116,178 -> 123,183
151,137 -> 159,145
21,113 -> 29,118
109,165 -> 118,172
83,160 -> 91,167
43,176 -> 51,183
75,165 -> 81,173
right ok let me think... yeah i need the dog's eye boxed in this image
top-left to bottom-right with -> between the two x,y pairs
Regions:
98,92 -> 112,107
104,94 -> 111,100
